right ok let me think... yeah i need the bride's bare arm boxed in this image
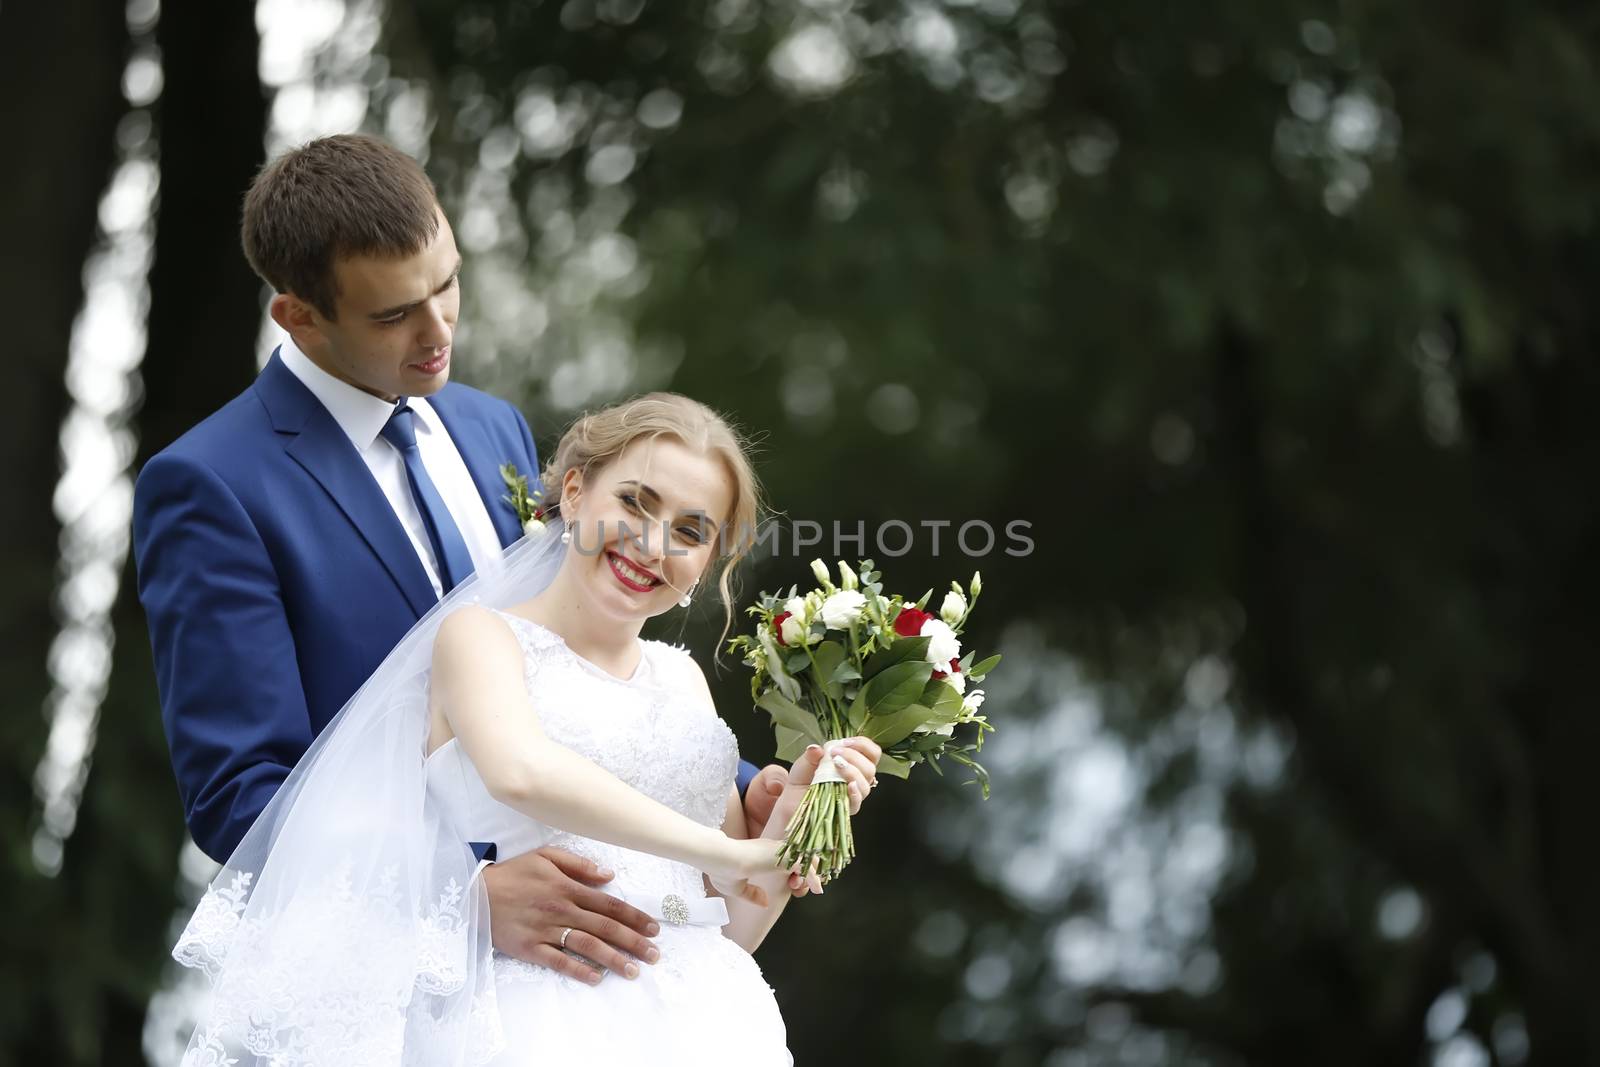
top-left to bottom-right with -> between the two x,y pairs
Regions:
714,783 -> 804,953
430,606 -> 779,898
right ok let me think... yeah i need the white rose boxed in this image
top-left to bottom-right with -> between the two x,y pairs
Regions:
820,590 -> 868,630
939,590 -> 967,624
779,613 -> 809,647
920,619 -> 962,665
784,596 -> 809,624
942,669 -> 967,695
523,517 -> 547,537
810,558 -> 832,586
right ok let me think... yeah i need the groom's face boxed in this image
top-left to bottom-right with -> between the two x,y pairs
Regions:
285,209 -> 463,402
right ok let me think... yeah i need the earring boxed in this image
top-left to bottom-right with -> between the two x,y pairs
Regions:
679,581 -> 697,609
560,527 -> 572,545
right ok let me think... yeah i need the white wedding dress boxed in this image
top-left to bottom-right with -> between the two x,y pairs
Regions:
423,610 -> 792,1065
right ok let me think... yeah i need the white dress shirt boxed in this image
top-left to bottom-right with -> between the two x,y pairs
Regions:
279,338 -> 503,599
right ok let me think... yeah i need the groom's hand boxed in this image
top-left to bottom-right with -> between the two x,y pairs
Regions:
483,847 -> 662,984
741,764 -> 790,839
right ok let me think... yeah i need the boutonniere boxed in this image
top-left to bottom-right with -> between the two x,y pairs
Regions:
500,463 -> 548,537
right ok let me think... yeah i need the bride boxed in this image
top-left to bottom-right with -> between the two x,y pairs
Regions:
173,393 -> 882,1066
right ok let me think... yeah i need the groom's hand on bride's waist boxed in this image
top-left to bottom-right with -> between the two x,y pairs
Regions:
482,846 -> 662,984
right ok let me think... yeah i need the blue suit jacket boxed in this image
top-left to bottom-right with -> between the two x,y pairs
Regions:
135,352 -> 763,863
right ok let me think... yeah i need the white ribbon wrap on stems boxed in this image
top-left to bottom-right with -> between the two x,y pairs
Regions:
810,740 -> 848,785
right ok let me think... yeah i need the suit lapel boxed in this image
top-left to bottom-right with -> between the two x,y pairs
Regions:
255,352 -> 437,618
428,390 -> 524,550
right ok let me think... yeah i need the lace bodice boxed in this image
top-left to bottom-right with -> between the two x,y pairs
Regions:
425,610 -> 741,903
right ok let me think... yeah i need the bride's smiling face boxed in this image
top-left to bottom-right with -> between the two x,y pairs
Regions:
559,437 -> 734,624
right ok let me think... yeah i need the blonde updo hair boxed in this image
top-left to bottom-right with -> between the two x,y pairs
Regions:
540,392 -> 764,638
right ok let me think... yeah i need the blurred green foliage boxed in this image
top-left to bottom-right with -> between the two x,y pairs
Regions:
6,0 -> 1600,1063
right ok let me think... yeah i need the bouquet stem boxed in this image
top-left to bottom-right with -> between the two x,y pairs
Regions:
777,780 -> 855,884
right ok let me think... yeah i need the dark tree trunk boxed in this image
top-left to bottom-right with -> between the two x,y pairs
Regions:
137,0 -> 270,462
0,1 -> 128,810
2,2 -> 268,1062
67,2 -> 270,1062
0,2 -> 127,1056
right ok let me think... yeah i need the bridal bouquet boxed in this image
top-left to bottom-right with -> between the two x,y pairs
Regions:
728,559 -> 999,882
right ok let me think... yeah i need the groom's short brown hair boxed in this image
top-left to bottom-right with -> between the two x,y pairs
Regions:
242,134 -> 440,320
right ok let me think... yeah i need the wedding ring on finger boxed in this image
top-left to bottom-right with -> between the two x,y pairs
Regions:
559,926 -> 574,950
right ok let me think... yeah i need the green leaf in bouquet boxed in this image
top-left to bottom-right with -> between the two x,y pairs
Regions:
786,652 -> 812,675
945,750 -> 992,799
863,702 -> 937,747
921,677 -> 964,715
757,689 -> 824,743
845,687 -> 868,732
912,721 -> 963,752
875,752 -> 914,779
831,660 -> 863,687
921,686 -> 965,731
862,659 -> 934,717
863,635 -> 929,680
775,725 -> 811,762
967,653 -> 1002,680
809,641 -> 848,700
915,588 -> 933,611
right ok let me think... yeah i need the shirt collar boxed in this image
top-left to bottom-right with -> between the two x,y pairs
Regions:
277,336 -> 425,452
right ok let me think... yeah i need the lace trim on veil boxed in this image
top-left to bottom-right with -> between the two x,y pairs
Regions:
174,862 -> 502,1067
169,529 -> 572,1066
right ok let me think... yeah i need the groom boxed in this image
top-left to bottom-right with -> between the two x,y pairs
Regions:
133,134 -> 778,983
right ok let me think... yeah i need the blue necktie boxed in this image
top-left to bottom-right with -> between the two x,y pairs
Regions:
380,401 -> 475,594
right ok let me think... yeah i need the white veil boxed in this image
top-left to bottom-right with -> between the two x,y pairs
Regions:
172,525 -> 570,1066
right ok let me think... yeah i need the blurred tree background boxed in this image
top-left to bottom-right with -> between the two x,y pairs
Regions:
4,0 -> 1598,1063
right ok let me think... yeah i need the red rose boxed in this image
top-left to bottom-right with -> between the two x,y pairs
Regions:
893,607 -> 933,638
932,658 -> 961,680
772,611 -> 794,647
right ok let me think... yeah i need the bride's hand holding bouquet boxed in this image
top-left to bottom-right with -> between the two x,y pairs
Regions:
709,735 -> 881,904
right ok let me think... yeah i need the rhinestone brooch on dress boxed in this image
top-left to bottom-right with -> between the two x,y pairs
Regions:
661,894 -> 690,926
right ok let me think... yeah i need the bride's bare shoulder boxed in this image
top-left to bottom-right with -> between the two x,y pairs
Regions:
434,605 -> 522,663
